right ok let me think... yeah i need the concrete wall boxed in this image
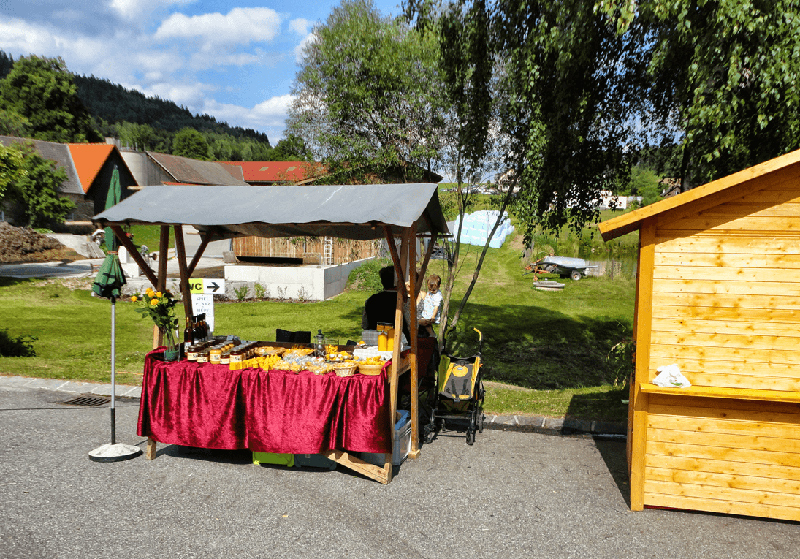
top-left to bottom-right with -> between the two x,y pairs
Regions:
224,258 -> 373,301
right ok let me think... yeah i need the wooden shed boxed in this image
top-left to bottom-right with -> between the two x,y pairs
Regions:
599,149 -> 800,522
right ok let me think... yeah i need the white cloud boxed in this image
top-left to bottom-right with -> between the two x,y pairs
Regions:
294,33 -> 317,64
289,18 -> 311,36
202,94 -> 295,140
154,7 -> 281,48
110,0 -> 197,21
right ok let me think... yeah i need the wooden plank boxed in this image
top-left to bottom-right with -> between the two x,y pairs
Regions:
173,225 -> 194,321
700,201 -> 800,218
146,437 -> 157,460
668,372 -> 800,393
652,303 -> 800,323
648,414 -> 800,441
646,466 -> 800,495
661,215 -> 800,234
644,492 -> 800,522
654,265 -> 800,283
647,393 -> 800,415
650,341 -> 800,365
646,440 -> 800,468
644,479 -> 800,508
408,227 -> 420,458
650,330 -> 800,352
669,357 -> 800,378
110,225 -> 160,287
654,251 -> 800,269
640,384 -> 800,404
630,220 -> 656,511
651,317 -> 800,338
649,291 -> 800,310
652,278 -> 800,296
321,450 -> 390,484
645,454 -> 800,483
648,426 -> 800,454
656,235 -> 800,255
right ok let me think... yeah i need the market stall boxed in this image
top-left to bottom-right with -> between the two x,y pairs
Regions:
599,149 -> 800,521
94,183 -> 448,484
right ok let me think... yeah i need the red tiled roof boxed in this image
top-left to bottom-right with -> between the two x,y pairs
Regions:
68,144 -> 115,193
219,161 -> 326,183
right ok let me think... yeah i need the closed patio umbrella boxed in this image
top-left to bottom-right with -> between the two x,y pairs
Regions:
89,166 -> 141,462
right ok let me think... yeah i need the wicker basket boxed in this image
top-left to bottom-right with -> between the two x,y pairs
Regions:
358,363 -> 384,376
334,365 -> 358,377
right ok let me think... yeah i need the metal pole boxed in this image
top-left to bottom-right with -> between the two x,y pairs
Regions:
110,295 -> 116,445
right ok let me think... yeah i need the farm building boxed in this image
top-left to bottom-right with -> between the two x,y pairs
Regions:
600,149 -> 800,522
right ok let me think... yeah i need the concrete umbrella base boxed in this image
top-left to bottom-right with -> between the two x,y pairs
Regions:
88,443 -> 143,463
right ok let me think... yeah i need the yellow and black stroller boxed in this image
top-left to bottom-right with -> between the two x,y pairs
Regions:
425,328 -> 485,445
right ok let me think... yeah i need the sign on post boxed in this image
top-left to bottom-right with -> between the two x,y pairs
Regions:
188,278 -> 225,295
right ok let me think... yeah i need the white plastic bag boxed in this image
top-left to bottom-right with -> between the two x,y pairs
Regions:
652,364 -> 691,387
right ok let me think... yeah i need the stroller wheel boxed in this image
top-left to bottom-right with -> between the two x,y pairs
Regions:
466,427 -> 475,445
478,410 -> 485,433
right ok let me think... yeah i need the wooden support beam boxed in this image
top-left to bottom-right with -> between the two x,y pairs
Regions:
630,219 -> 656,511
173,225 -> 194,321
110,225 -> 159,287
187,232 -> 212,277
408,226 -> 420,457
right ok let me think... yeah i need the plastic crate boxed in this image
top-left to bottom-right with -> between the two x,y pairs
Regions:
294,453 -> 337,470
359,410 -> 411,467
252,451 -> 294,467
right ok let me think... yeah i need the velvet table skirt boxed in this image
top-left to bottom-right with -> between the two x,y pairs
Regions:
137,349 -> 391,454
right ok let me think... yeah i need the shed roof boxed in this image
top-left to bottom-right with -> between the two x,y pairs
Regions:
93,183 -> 449,240
67,143 -> 115,193
147,152 -> 249,186
219,161 -> 325,183
600,149 -> 800,241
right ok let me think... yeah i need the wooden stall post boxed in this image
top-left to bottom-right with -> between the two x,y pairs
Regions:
629,220 -> 656,510
407,226 -> 420,459
146,225 -> 171,460
173,224 -> 194,321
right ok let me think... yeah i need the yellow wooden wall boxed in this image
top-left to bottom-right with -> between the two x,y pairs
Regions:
650,165 -> 800,391
644,394 -> 800,521
631,163 -> 800,522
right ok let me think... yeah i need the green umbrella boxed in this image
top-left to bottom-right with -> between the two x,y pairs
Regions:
89,166 -> 140,462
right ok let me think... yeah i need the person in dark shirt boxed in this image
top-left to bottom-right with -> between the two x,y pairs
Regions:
362,265 -> 411,342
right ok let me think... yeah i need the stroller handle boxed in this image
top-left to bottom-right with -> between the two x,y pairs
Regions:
473,328 -> 483,355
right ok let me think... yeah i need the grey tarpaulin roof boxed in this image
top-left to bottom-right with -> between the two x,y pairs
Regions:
93,183 -> 449,240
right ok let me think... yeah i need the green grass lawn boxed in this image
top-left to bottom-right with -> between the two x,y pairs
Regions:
0,230 -> 636,423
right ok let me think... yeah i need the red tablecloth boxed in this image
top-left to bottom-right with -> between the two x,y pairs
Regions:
137,349 -> 390,454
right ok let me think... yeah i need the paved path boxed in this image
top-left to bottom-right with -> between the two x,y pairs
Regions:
1,382 -> 796,559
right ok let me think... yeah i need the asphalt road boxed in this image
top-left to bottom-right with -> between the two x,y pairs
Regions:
1,385 -> 797,559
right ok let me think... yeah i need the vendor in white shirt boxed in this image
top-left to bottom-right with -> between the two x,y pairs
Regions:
418,274 -> 442,338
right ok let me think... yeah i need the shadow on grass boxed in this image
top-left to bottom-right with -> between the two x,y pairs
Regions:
566,389 -> 629,423
447,301 -> 632,390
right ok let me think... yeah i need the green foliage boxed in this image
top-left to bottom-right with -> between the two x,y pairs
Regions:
0,328 -> 37,357
346,259 -> 391,292
131,288 -> 179,333
234,284 -> 249,301
254,283 -> 268,299
270,134 -> 312,161
631,1 -> 800,188
172,127 -> 210,160
0,108 -> 30,136
288,0 -> 445,182
2,142 -> 74,227
0,55 -> 101,143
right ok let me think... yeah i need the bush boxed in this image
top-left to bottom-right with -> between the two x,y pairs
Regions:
346,259 -> 390,292
0,329 -> 36,357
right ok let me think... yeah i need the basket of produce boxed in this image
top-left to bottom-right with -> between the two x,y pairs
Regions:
334,364 -> 358,377
358,364 -> 384,376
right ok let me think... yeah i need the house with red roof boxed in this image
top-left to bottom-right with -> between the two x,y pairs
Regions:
0,136 -> 137,228
219,160 -> 326,185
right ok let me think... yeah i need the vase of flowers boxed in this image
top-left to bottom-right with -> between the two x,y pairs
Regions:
132,287 -> 180,361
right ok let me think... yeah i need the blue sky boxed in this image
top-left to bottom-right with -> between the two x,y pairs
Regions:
0,0 -> 405,145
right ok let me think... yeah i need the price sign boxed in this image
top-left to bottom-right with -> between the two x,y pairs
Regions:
191,294 -> 215,334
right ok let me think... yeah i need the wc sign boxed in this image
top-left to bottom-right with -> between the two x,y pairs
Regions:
187,279 -> 225,335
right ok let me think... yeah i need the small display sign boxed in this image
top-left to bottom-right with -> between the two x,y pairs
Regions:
188,278 -> 225,295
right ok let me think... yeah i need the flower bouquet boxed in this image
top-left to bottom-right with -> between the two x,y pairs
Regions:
132,288 -> 180,361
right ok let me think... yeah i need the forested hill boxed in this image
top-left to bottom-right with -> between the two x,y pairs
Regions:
72,75 -> 270,144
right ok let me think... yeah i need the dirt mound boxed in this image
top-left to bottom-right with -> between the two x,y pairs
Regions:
0,222 -> 79,263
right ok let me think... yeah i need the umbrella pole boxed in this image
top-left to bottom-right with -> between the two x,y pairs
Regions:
111,295 -> 116,445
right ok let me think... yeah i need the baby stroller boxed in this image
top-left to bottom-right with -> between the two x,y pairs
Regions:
425,328 -> 485,445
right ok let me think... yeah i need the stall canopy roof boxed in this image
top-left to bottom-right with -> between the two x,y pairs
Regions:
93,183 -> 449,240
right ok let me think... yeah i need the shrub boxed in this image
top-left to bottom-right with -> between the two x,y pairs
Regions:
347,259 -> 389,292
